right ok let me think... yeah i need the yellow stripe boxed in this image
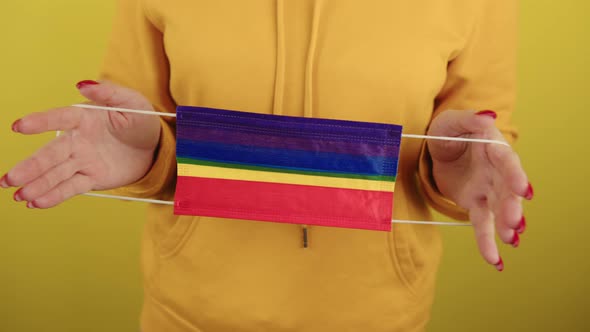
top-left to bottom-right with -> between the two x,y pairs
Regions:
177,163 -> 395,192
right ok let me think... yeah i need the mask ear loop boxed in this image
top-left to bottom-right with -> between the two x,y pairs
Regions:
70,104 -> 511,227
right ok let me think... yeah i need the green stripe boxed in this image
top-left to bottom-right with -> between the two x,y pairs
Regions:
177,157 -> 396,182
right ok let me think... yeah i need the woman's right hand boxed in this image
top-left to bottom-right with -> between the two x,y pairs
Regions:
1,80 -> 162,208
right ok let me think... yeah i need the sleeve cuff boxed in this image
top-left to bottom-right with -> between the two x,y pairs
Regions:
417,140 -> 470,221
110,116 -> 176,199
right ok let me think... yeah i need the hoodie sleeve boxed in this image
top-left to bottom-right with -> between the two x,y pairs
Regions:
100,0 -> 177,199
418,0 -> 519,220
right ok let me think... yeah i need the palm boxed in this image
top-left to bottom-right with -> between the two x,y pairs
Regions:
430,130 -> 497,210
61,114 -> 112,189
68,108 -> 158,190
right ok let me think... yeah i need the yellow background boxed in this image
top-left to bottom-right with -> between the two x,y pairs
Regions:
0,1 -> 587,331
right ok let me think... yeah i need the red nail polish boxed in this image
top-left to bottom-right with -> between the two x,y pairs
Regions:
0,174 -> 9,188
11,119 -> 21,132
494,257 -> 504,272
524,182 -> 534,200
517,216 -> 526,234
475,110 -> 498,119
13,189 -> 23,202
511,232 -> 520,248
76,80 -> 99,89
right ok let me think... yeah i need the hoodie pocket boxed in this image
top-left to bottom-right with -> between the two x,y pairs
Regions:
387,221 -> 443,298
148,217 -> 434,331
157,215 -> 199,259
141,204 -> 200,288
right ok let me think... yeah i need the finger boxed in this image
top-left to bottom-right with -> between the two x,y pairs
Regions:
484,177 -> 519,246
7,135 -> 72,187
77,80 -> 148,109
498,227 -> 520,249
12,107 -> 82,134
493,184 -> 522,230
470,202 -> 503,271
14,158 -> 79,203
487,142 -> 529,199
488,166 -> 524,247
29,173 -> 94,209
457,110 -> 499,135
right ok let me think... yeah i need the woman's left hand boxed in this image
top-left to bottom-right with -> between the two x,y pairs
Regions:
427,110 -> 533,271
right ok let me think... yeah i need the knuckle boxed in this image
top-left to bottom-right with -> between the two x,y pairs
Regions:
104,88 -> 120,106
38,113 -> 52,131
33,197 -> 50,209
41,173 -> 58,193
29,155 -> 45,173
76,178 -> 92,195
56,109 -> 71,127
56,185 -> 69,202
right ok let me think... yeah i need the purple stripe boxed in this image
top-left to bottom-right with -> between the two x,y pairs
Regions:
176,126 -> 399,157
176,106 -> 403,144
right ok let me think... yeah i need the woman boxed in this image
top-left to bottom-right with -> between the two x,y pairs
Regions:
1,0 -> 532,331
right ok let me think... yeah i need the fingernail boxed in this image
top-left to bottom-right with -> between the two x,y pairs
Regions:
516,216 -> 526,234
13,189 -> 23,202
11,119 -> 21,133
475,110 -> 498,119
27,201 -> 37,209
524,182 -> 534,200
76,80 -> 99,89
511,232 -> 520,248
0,174 -> 9,188
494,257 -> 504,272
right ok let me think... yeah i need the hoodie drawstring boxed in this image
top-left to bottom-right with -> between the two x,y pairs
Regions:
273,0 -> 286,116
274,0 -> 324,248
301,0 -> 323,249
304,0 -> 323,119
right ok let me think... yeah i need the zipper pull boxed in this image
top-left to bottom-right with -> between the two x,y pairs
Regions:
302,225 -> 309,249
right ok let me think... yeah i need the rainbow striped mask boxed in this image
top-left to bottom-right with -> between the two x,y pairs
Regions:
174,106 -> 402,232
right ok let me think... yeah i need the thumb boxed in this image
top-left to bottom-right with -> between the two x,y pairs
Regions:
75,79 -> 152,110
428,109 -> 497,137
427,109 -> 499,162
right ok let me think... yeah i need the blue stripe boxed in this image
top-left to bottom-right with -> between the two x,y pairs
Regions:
177,139 -> 398,177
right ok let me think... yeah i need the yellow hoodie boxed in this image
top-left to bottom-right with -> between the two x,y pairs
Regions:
101,0 -> 517,331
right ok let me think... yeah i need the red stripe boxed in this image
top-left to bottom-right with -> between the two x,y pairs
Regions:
174,176 -> 393,231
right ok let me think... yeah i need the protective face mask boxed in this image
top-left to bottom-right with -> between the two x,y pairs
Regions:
174,106 -> 401,231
